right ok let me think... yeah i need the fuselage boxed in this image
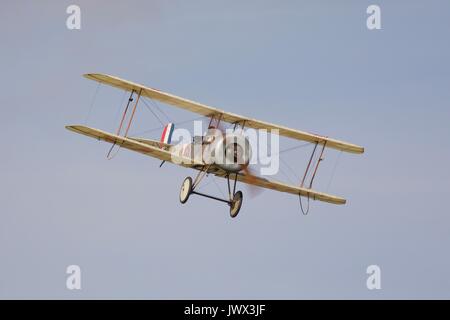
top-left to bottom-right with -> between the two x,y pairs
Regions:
169,130 -> 252,173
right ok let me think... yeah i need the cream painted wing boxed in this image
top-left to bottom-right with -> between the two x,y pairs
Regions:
84,73 -> 364,154
213,171 -> 346,205
65,125 -> 203,167
66,125 -> 346,205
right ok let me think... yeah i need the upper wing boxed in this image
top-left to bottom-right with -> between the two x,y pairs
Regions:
65,125 -> 203,167
84,73 -> 364,154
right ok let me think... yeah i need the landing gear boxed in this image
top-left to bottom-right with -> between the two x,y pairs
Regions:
179,177 -> 193,204
229,191 -> 243,218
179,171 -> 244,218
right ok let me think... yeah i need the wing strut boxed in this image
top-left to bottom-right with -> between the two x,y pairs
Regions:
309,141 -> 327,189
107,89 -> 143,159
207,113 -> 223,129
300,142 -> 318,188
117,90 -> 135,135
124,89 -> 142,137
298,140 -> 327,215
300,141 -> 327,189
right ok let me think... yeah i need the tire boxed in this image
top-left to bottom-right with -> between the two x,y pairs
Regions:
180,177 -> 193,204
230,191 -> 243,218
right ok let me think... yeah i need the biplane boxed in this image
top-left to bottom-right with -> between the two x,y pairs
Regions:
66,74 -> 364,218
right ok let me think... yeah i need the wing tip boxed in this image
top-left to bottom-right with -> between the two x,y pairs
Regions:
83,73 -> 94,79
83,73 -> 112,82
65,125 -> 89,135
324,196 -> 347,205
65,124 -> 81,129
347,145 -> 364,154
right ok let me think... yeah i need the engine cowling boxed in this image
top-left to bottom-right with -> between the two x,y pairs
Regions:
213,133 -> 252,172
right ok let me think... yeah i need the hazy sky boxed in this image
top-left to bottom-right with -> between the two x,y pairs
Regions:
1,0 -> 450,299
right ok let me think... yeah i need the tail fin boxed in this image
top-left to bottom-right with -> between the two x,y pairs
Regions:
160,123 -> 175,145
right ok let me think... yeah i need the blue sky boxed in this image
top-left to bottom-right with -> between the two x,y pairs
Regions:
1,0 -> 450,298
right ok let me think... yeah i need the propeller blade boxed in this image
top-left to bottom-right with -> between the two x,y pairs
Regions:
242,165 -> 264,198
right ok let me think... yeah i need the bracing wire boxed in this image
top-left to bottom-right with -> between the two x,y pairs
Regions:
141,98 -> 165,126
326,151 -> 342,192
144,97 -> 173,123
278,142 -> 312,155
279,166 -> 297,185
84,82 -> 101,124
278,143 -> 317,184
193,174 -> 226,199
195,175 -> 214,191
113,90 -> 128,127
212,178 -> 226,198
129,115 -> 205,137
280,157 -> 301,182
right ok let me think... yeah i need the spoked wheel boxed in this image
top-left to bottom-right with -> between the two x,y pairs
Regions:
229,191 -> 243,218
180,177 -> 193,204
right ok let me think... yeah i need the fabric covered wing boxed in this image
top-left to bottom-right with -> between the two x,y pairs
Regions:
213,171 -> 346,205
65,125 -> 202,167
66,125 -> 345,205
84,73 -> 364,154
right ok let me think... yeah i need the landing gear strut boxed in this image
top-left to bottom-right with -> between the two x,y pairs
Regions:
179,171 -> 243,218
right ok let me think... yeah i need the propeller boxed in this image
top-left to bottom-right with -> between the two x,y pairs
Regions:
211,119 -> 264,198
241,164 -> 264,198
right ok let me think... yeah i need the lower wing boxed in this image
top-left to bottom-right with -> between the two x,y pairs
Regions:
65,125 -> 202,167
66,125 -> 346,205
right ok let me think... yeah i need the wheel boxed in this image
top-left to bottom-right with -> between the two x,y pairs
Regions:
229,191 -> 243,218
180,177 -> 193,204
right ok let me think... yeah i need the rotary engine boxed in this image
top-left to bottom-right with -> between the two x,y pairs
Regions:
213,132 -> 252,172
